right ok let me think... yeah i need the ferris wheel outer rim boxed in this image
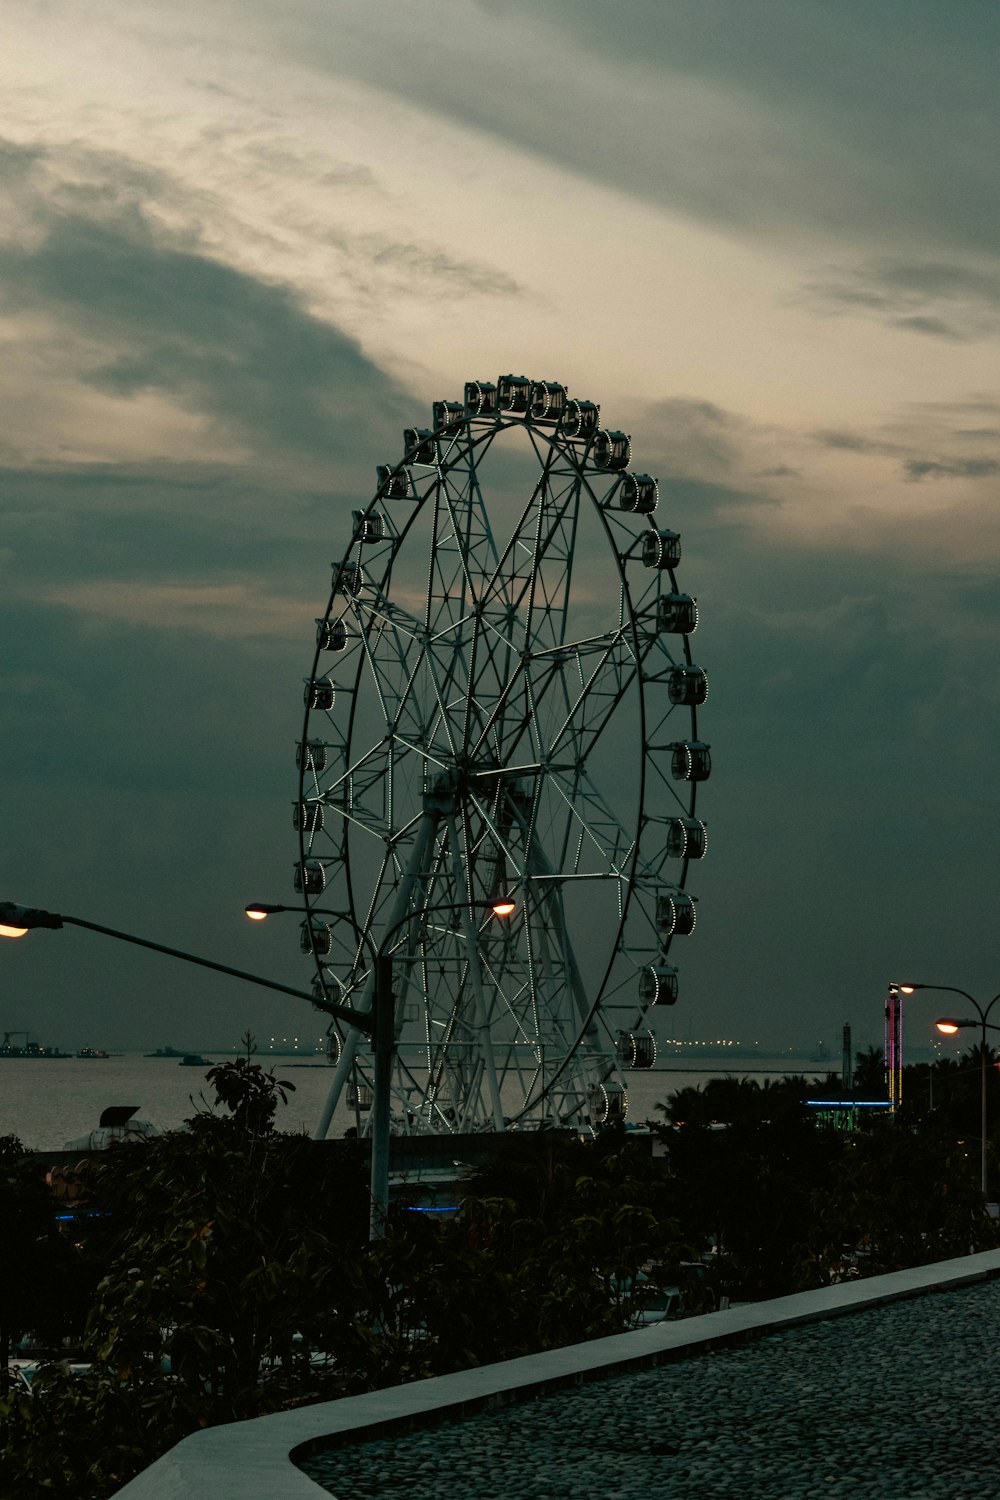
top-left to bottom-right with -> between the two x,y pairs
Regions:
295,389 -> 702,1121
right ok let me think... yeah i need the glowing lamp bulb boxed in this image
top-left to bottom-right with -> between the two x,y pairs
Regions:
491,900 -> 517,919
899,985 -> 916,995
0,922 -> 28,938
245,910 -> 269,922
936,1021 -> 960,1035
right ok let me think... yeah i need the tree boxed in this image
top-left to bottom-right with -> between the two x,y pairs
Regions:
202,1055 -> 295,1134
663,1111 -> 844,1298
0,1065 -> 368,1497
853,1045 -> 886,1095
0,1135 -> 91,1369
808,1119 -> 1000,1279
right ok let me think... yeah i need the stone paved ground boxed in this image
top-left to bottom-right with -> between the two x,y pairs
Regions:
300,1277 -> 1000,1500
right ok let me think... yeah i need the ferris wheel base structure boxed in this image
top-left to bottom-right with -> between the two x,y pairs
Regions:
289,375 -> 711,1140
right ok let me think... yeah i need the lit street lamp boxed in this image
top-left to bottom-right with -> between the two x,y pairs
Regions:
2,895 -> 515,1238
900,981 -> 1000,1199
244,896 -> 516,1237
0,900 -> 338,1011
1,898 -> 407,1240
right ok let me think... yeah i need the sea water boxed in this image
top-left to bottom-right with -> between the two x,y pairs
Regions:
0,1054 -> 825,1150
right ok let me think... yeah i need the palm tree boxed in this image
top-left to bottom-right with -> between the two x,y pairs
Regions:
853,1045 -> 886,1096
658,1084 -> 712,1127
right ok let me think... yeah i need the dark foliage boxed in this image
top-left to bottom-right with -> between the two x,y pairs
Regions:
3,1058 -> 1000,1498
0,1135 -> 94,1365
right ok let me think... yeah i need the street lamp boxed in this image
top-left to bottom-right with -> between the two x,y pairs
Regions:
244,896 -> 517,1237
0,897 -> 415,1242
0,900 -> 344,1012
901,982 -> 1000,1199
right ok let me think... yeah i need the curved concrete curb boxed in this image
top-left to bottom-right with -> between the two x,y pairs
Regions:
112,1247 -> 1000,1497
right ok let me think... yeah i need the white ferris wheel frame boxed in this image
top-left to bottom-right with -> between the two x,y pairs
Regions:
294,377 -> 710,1138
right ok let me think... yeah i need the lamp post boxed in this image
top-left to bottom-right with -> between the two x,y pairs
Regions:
0,898 -> 416,1241
0,900 -> 344,1013
244,896 -> 516,1238
900,982 -> 1000,1199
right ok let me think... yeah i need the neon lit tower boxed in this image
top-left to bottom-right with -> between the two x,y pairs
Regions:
885,983 -> 903,1110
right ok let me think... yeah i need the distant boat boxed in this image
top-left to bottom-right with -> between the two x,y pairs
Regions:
144,1046 -> 187,1058
76,1048 -> 110,1059
178,1053 -> 211,1067
1,1032 -> 70,1059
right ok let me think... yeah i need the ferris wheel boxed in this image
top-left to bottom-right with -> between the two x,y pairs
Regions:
295,376 -> 710,1137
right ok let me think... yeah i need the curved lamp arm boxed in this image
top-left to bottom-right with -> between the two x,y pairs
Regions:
1,901 -> 374,1034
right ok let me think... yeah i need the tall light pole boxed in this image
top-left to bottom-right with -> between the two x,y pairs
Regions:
244,896 -> 516,1238
0,898 -> 423,1241
900,981 -> 1000,1199
0,900 -> 344,1012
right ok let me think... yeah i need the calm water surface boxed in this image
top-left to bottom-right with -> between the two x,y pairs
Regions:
0,1054 -> 824,1150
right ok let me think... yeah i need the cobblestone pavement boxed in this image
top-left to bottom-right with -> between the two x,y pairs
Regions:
299,1278 -> 1000,1500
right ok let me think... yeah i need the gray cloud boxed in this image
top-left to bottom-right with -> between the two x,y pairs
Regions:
809,409 -> 1000,488
354,236 -> 519,296
636,399 -> 747,479
890,315 -> 965,340
904,456 -> 1000,482
252,0 -> 1000,262
242,138 -> 378,189
810,430 -> 903,456
0,139 -> 519,471
0,462 -> 340,592
0,205 -> 408,464
802,258 -> 1000,341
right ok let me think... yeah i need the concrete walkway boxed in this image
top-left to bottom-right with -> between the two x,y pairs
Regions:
113,1249 -> 1000,1498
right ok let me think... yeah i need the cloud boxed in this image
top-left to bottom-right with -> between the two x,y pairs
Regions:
0,460 -> 365,655
39,580 -> 313,639
244,0 -> 1000,263
810,430 -> 903,456
351,235 -> 519,297
0,209 -> 405,467
807,407 -> 1000,501
242,137 -> 378,190
0,137 -> 526,485
801,258 -> 1000,341
903,456 -> 1000,482
890,315 -> 964,340
636,399 -> 746,480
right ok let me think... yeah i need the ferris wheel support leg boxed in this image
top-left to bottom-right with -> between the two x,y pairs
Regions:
447,816 -> 506,1132
312,809 -> 442,1141
370,953 -> 396,1239
313,1027 -> 362,1141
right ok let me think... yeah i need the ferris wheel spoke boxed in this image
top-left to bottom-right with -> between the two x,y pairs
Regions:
436,469 -> 498,614
537,769 -> 637,874
642,747 -> 701,818
473,464 -> 586,668
319,738 -> 430,848
353,602 -> 427,715
464,651 -> 560,767
549,653 -> 637,768
424,454 -> 502,642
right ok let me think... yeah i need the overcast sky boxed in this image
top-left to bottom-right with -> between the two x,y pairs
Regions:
3,0 -> 999,1058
